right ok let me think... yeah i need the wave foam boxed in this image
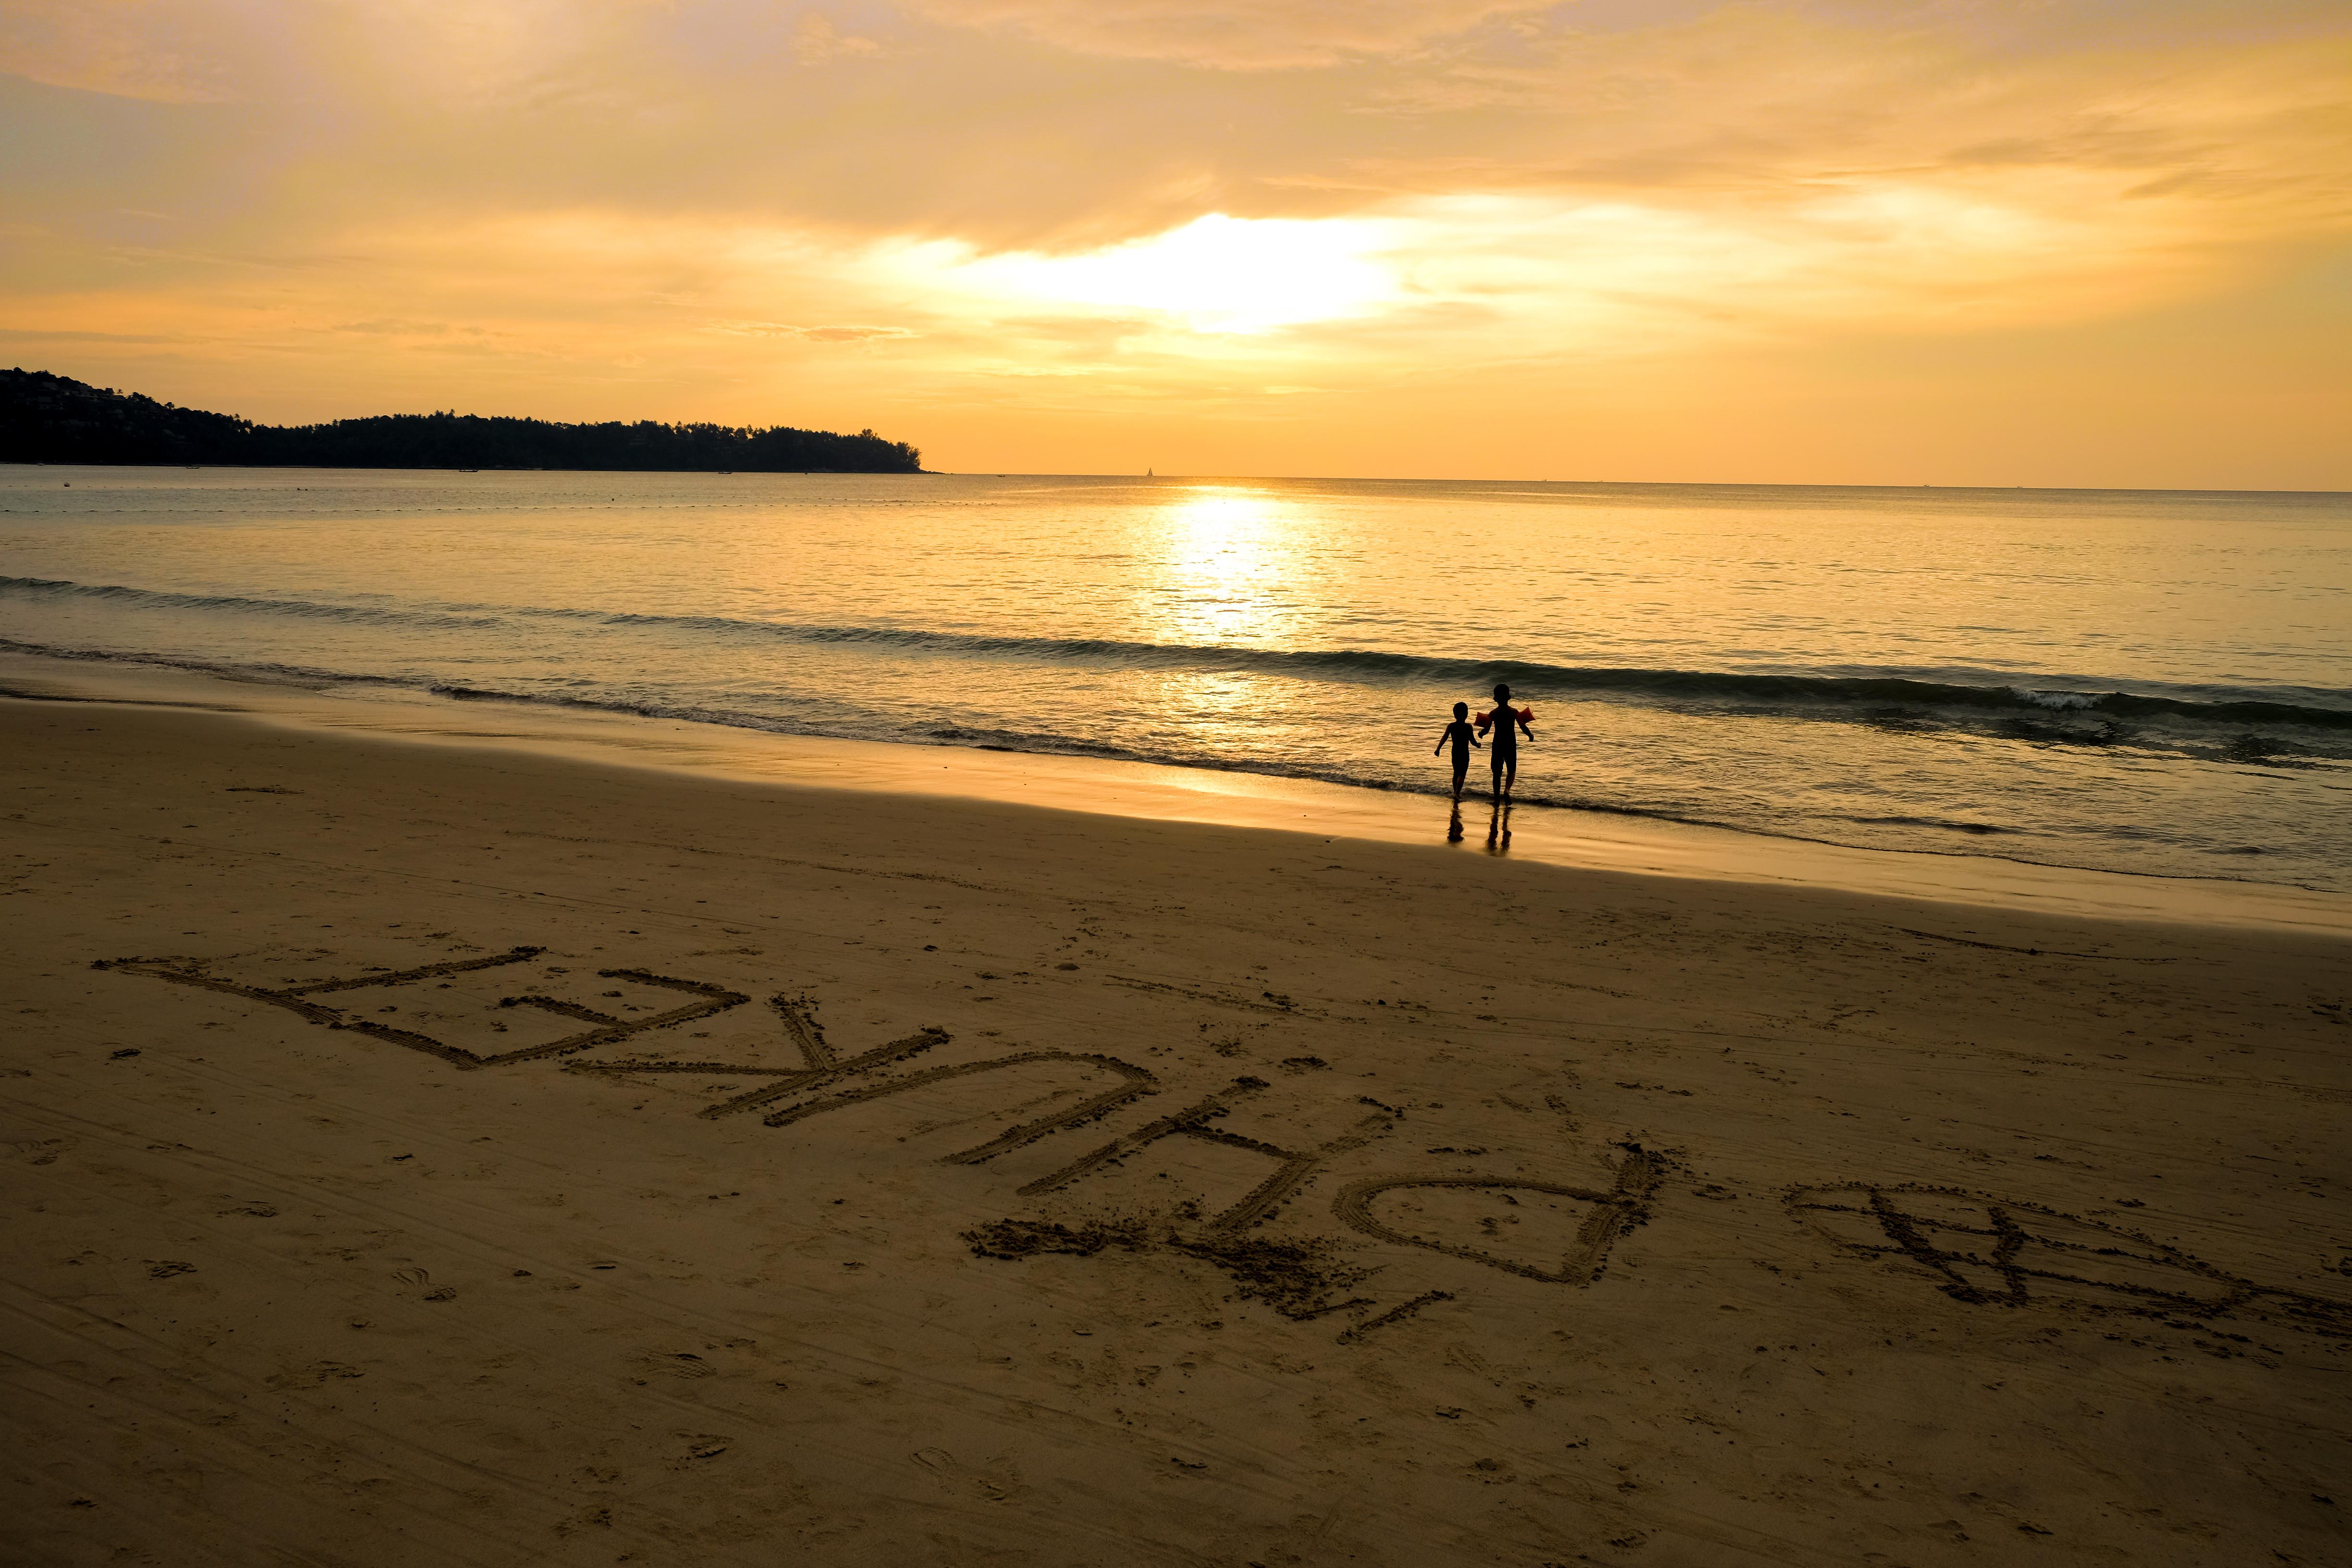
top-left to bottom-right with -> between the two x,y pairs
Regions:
6,572 -> 2348,733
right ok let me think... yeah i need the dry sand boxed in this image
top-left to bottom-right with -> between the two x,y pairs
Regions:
3,690 -> 2349,1567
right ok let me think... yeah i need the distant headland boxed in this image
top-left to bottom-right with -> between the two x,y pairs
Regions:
0,368 -> 923,474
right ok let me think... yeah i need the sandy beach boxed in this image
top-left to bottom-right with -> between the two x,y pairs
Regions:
5,684 -> 2349,1567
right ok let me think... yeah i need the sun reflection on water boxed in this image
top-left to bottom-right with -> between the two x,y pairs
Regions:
1152,486 -> 1310,649
1127,486 -> 1323,762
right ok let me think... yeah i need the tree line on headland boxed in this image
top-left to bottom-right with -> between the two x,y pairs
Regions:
0,368 -> 924,473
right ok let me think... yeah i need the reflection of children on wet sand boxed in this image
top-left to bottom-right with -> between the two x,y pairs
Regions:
1431,700 -> 1482,802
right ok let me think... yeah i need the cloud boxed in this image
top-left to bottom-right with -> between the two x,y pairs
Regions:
2,0 -> 2345,479
0,324 -> 187,344
902,0 -> 1549,69
328,318 -> 461,335
793,14 -> 884,63
943,213 -> 1398,332
703,319 -> 913,340
0,0 -> 245,101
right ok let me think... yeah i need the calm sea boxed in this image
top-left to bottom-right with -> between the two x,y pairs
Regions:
4,467 -> 2347,891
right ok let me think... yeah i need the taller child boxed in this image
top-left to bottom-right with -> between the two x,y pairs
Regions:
1486,682 -> 1534,801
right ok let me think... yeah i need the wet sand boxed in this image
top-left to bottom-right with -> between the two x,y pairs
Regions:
3,682 -> 2349,1566
3,649 -> 2341,935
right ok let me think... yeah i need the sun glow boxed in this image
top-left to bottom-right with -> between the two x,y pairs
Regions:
1143,486 -> 1311,649
965,214 -> 1400,334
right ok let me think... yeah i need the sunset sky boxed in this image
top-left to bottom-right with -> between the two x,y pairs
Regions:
3,1 -> 2346,485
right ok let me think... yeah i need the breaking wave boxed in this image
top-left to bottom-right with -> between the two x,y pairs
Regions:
4,573 -> 2345,733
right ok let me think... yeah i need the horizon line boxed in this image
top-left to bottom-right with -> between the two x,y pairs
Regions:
8,461 -> 2347,498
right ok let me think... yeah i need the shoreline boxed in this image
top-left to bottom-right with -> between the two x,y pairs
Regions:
4,646 -> 2346,937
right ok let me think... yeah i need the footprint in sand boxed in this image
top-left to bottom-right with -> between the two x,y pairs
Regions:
912,1447 -> 1020,1503
630,1350 -> 718,1380
391,1265 -> 458,1301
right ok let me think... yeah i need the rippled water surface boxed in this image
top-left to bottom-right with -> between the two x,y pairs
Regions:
3,467 -> 2346,888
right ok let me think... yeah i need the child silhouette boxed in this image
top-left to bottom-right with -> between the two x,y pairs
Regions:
1433,699 -> 1482,802
1482,683 -> 1534,801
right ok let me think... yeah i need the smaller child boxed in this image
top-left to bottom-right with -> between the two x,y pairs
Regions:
1433,700 -> 1482,801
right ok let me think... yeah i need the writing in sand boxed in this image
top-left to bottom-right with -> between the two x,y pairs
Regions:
96,943 -> 2350,1348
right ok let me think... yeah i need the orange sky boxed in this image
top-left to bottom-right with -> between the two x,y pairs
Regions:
3,1 -> 2347,485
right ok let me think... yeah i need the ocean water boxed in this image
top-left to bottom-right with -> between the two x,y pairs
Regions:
3,466 -> 2347,891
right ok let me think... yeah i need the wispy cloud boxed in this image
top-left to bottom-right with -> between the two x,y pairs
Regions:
903,0 -> 1548,69
702,319 -> 914,341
